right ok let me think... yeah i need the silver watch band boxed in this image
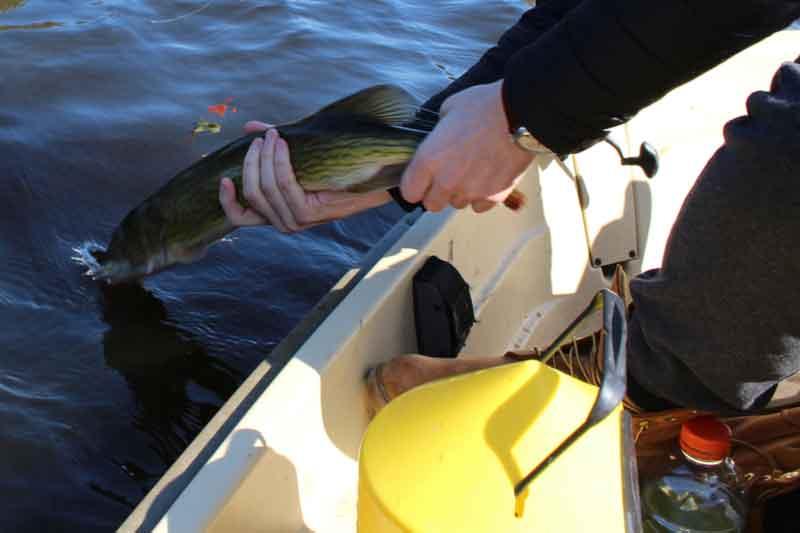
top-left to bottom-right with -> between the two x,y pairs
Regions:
511,126 -> 552,154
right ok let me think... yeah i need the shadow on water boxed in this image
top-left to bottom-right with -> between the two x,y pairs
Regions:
99,282 -> 241,467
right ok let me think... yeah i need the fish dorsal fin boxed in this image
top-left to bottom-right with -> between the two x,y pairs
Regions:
311,84 -> 419,126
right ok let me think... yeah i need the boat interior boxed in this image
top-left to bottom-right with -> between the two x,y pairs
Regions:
117,33 -> 797,533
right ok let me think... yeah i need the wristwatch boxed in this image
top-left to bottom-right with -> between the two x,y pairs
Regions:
511,126 -> 552,154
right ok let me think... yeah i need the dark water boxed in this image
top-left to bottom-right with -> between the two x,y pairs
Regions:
0,0 -> 523,530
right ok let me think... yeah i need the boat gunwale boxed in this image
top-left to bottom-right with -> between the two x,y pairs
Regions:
118,209 -> 422,533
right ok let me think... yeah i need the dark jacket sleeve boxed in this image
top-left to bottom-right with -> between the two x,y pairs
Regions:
503,0 -> 800,155
419,0 -> 582,113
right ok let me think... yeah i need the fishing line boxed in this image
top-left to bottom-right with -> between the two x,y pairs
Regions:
404,119 -> 437,130
150,0 -> 215,24
390,125 -> 435,135
415,106 -> 440,115
395,105 -> 441,132
400,105 -> 440,118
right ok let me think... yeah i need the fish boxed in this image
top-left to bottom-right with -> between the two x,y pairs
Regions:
91,84 -> 526,284
91,84 -> 430,283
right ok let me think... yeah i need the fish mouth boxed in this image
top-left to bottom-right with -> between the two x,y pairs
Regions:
90,258 -> 151,285
89,248 -> 170,285
71,242 -> 141,284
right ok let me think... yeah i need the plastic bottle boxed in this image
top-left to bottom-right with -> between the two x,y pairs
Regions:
640,415 -> 748,533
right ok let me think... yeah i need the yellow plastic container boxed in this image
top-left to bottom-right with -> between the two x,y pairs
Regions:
358,359 -> 628,532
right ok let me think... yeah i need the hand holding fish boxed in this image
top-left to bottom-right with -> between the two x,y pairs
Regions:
219,121 -> 392,233
399,80 -> 534,213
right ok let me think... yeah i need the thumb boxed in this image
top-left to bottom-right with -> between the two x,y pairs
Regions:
400,155 -> 433,204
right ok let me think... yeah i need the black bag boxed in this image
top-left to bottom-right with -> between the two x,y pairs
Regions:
412,256 -> 475,358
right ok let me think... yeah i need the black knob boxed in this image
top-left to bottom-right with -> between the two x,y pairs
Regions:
603,138 -> 659,178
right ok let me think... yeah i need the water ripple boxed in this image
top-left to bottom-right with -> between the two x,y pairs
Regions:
0,373 -> 64,403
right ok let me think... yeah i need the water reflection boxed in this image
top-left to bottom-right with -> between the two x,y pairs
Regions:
0,21 -> 60,31
100,283 -> 241,464
0,0 -> 24,13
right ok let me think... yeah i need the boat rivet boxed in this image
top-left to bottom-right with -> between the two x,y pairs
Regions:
594,258 -> 602,266
629,250 -> 636,258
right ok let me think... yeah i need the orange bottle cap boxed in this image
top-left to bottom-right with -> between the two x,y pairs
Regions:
679,415 -> 731,463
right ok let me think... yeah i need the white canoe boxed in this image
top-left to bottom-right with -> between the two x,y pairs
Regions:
119,32 -> 798,533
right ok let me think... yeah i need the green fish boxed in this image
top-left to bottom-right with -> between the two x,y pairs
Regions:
92,85 -> 428,283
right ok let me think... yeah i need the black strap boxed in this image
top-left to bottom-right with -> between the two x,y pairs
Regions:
388,187 -> 424,213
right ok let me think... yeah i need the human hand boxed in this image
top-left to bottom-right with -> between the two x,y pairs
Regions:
219,121 -> 392,233
399,80 -> 535,213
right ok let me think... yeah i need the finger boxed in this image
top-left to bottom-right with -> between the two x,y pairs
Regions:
244,121 -> 274,134
450,193 -> 469,210
439,91 -> 459,117
243,135 -> 287,232
421,180 -> 451,212
399,152 -> 433,204
471,199 -> 497,213
219,178 -> 266,226
272,137 -> 310,226
259,130 -> 300,232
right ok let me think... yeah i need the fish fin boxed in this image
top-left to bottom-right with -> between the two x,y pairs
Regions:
312,85 -> 419,126
345,163 -> 406,193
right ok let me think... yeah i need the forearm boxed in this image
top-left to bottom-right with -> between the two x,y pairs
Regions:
339,190 -> 392,217
304,189 -> 393,226
503,0 -> 800,155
